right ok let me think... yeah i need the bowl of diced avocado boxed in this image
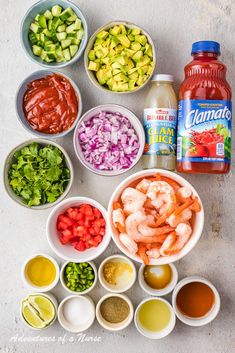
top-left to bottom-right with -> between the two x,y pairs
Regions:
21,0 -> 88,68
85,21 -> 156,93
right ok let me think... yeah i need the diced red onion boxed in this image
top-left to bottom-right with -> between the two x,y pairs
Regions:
78,111 -> 140,171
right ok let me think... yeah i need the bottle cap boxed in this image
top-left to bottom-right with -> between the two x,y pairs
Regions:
191,41 -> 220,55
151,74 -> 174,82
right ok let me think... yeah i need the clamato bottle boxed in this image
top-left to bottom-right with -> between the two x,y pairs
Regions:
177,41 -> 232,174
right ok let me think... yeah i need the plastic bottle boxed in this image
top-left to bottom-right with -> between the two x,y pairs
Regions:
177,41 -> 232,174
142,74 -> 178,170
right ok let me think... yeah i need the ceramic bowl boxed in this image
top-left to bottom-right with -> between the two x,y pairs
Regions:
16,70 -> 82,138
21,0 -> 88,68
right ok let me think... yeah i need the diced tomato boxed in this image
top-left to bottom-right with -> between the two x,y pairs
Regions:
58,215 -> 74,227
99,228 -> 105,236
93,208 -> 102,218
74,240 -> 86,251
94,235 -> 102,244
57,221 -> 68,231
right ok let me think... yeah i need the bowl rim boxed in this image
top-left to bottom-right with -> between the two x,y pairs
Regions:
138,263 -> 178,296
95,292 -> 134,331
20,292 -> 58,330
84,20 -> 156,94
3,138 -> 74,210
21,253 -> 60,292
107,168 -> 205,264
57,294 -> 95,332
15,69 -> 83,139
172,275 -> 221,327
46,196 -> 111,261
60,260 -> 97,295
73,103 -> 145,176
20,0 -> 88,69
134,296 -> 176,339
98,254 -> 137,293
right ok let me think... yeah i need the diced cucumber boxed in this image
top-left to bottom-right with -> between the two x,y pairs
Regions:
29,32 -> 38,44
44,55 -> 54,62
51,5 -> 62,17
38,15 -> 47,29
69,44 -> 78,57
44,10 -> 53,20
74,18 -> 81,30
67,14 -> 78,22
44,43 -> 57,51
47,51 -> 56,60
56,32 -> 67,41
71,38 -> 80,45
40,50 -> 47,60
35,14 -> 40,21
66,23 -> 75,33
32,45 -> 42,56
76,28 -> 84,40
67,32 -> 76,38
48,19 -> 52,30
62,48 -> 71,61
61,39 -> 72,49
60,7 -> 74,21
30,22 -> 40,34
57,24 -> 66,32
51,17 -> 62,30
42,29 -> 52,37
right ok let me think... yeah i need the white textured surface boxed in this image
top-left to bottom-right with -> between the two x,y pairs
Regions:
0,0 -> 235,352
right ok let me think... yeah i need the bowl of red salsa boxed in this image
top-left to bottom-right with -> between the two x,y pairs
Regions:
16,70 -> 82,138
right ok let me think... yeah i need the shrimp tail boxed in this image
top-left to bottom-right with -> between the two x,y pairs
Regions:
137,243 -> 149,264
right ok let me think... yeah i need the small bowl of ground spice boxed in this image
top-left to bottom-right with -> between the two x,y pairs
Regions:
98,255 -> 136,293
96,293 -> 134,331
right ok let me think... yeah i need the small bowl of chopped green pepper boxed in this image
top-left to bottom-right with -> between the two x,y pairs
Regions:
60,261 -> 97,295
21,0 -> 88,68
3,139 -> 74,209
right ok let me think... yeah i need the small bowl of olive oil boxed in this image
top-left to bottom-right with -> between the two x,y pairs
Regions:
138,263 -> 178,296
21,254 -> 60,292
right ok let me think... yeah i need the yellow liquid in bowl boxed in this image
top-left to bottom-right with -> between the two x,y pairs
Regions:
144,265 -> 172,289
25,256 -> 56,287
138,299 -> 171,332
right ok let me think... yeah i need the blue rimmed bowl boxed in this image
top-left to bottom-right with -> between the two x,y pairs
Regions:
21,0 -> 88,68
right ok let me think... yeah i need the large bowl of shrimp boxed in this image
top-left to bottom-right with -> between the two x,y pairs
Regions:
108,169 -> 204,265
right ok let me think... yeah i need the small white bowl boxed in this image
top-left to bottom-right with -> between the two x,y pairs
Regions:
108,168 -> 204,264
60,261 -> 97,295
138,263 -> 178,296
96,293 -> 134,331
47,196 -> 111,262
20,292 -> 58,330
58,295 -> 95,332
84,20 -> 156,94
21,253 -> 60,292
98,254 -> 136,293
73,104 -> 145,176
134,297 -> 176,339
172,276 -> 221,327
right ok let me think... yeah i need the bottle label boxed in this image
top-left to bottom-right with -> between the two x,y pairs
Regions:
143,108 -> 177,156
177,100 -> 232,163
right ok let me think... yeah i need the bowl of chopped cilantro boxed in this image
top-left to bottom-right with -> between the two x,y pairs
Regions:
4,139 -> 74,209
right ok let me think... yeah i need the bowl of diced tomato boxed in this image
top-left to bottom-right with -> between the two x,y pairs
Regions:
46,197 -> 110,262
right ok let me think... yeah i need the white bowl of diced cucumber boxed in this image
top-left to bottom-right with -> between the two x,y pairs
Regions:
84,21 -> 156,94
21,0 -> 88,68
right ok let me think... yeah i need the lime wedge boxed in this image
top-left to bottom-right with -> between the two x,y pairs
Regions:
22,301 -> 46,329
28,295 -> 55,324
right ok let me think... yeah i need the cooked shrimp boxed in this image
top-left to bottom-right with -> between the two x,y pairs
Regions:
125,211 -> 147,240
189,197 -> 201,212
162,223 -> 192,256
119,233 -> 138,254
166,208 -> 192,227
160,232 -> 177,256
146,247 -> 161,259
136,179 -> 152,194
176,186 -> 192,203
121,187 -> 146,214
137,243 -> 149,264
112,208 -> 126,232
147,181 -> 176,217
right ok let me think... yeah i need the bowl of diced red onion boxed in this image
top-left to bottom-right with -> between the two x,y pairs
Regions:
73,104 -> 145,175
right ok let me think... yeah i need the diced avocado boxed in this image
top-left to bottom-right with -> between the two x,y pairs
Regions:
137,74 -> 148,86
30,22 -> 40,34
44,10 -> 53,20
60,7 -> 74,21
111,62 -> 123,70
147,64 -> 154,75
131,28 -> 141,35
38,15 -> 47,29
96,30 -> 109,40
131,42 -> 142,51
95,47 -> 109,58
115,44 -> 123,54
32,45 -> 42,56
145,43 -> 153,57
126,58 -> 134,69
119,25 -> 127,34
136,55 -> 151,67
112,68 -> 121,75
116,34 -> 130,48
96,69 -> 109,85
88,61 -> 100,71
66,23 -> 76,33
132,50 -> 143,62
124,48 -> 136,57
114,72 -> 128,82
61,39 -> 72,49
101,56 -> 111,65
129,79 -> 137,90
51,5 -> 62,17
113,81 -> 129,92
128,67 -> 138,75
62,48 -> 71,61
112,55 -> 129,66
109,25 -> 121,35
69,44 -> 78,57
137,65 -> 149,75
129,71 -> 138,80
128,34 -> 135,41
88,50 -> 96,61
110,36 -> 120,48
57,24 -> 66,32
135,34 -> 147,46
56,32 -> 67,41
71,38 -> 80,45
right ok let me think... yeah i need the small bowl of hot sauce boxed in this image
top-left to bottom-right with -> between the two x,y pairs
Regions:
16,70 -> 82,139
172,276 -> 221,326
